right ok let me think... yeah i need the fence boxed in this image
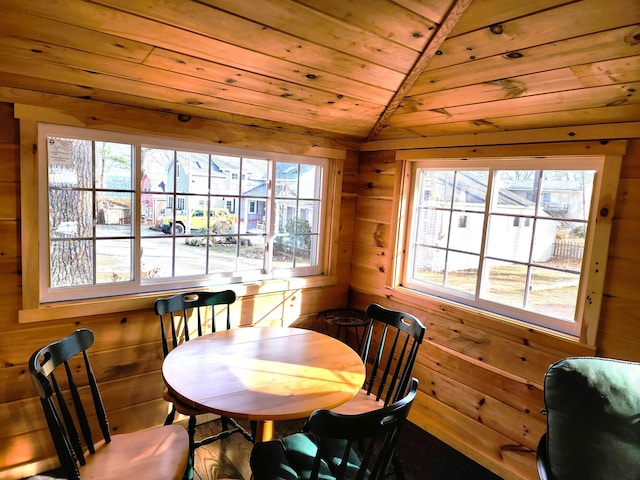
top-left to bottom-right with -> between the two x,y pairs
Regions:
553,239 -> 584,259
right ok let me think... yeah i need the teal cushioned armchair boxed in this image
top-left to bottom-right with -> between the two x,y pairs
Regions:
537,357 -> 640,480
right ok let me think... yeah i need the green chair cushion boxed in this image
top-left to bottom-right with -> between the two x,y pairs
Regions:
250,432 -> 363,480
543,357 -> 640,480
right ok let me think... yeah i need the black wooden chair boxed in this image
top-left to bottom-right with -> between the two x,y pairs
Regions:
537,356 -> 640,480
332,304 -> 425,411
331,303 -> 425,479
250,378 -> 418,480
29,328 -> 189,480
154,290 -> 255,478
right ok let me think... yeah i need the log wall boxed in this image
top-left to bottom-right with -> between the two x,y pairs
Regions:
349,141 -> 640,480
1,94 -> 639,480
0,102 -> 355,478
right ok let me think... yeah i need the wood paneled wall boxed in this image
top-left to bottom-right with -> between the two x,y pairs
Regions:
2,94 -> 639,480
349,141 -> 640,480
0,102 -> 354,478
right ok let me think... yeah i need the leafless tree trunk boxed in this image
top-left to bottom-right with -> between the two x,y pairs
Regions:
50,140 -> 94,287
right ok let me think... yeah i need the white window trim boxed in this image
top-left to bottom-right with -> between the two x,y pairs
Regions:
391,154 -> 621,345
19,121 -> 341,321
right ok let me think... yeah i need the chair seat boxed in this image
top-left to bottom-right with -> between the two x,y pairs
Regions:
80,424 -> 189,480
331,388 -> 384,415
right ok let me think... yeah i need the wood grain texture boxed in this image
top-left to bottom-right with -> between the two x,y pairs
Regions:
162,328 -> 365,441
0,1 -> 639,477
0,0 -> 636,141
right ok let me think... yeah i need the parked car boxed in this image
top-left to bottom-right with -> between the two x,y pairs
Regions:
160,208 -> 236,235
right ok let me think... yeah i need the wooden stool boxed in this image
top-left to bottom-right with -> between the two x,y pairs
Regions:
319,308 -> 370,352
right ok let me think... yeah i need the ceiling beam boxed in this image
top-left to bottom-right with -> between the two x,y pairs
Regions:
366,0 -> 474,141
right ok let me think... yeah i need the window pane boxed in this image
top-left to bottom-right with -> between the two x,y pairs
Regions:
142,148 -> 174,193
449,211 -> 484,254
241,198 -> 267,233
208,238 -> 238,274
175,237 -> 208,276
95,142 -> 132,190
480,259 -> 527,308
142,194 -> 169,234
175,152 -> 208,194
533,219 -> 585,269
96,192 -> 133,236
299,199 -> 321,234
412,245 -> 445,286
539,170 -> 595,220
241,158 -> 269,195
415,208 -> 449,248
141,237 -> 172,279
300,164 -> 322,199
419,170 -> 454,208
452,171 -> 488,211
96,239 -> 132,283
444,251 -> 479,295
50,240 -> 93,287
493,170 -> 539,212
237,236 -> 264,271
485,215 -> 534,263
50,190 -> 92,239
273,194 -> 316,268
276,162 -> 299,198
527,267 -> 579,321
210,155 -> 240,195
48,137 -> 92,188
293,235 -> 314,267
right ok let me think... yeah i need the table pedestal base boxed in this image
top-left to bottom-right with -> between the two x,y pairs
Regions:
255,420 -> 274,443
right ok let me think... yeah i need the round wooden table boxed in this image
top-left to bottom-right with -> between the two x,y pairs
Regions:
162,326 -> 366,442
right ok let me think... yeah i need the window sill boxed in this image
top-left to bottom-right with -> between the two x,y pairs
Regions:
386,285 -> 596,357
19,275 -> 337,323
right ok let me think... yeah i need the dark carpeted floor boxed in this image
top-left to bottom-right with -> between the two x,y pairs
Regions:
25,417 -> 501,479
393,421 -> 501,480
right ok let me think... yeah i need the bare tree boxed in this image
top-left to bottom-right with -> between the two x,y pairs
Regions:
49,139 -> 93,287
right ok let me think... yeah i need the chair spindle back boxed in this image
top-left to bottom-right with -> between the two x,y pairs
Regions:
360,303 -> 425,406
154,290 -> 236,357
29,328 -> 109,480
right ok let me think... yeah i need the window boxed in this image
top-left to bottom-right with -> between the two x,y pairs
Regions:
40,124 -> 328,303
401,156 -> 614,337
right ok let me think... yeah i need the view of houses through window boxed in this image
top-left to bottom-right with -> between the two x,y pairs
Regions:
42,125 -> 326,302
403,158 -> 601,335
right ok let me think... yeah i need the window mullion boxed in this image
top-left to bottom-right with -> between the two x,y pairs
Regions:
134,144 -> 142,285
523,170 -> 544,308
443,172 -> 457,288
476,168 -> 493,301
264,161 -> 275,273
91,141 -> 98,286
170,150 -> 177,278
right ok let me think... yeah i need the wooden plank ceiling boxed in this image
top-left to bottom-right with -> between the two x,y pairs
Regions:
0,0 -> 638,144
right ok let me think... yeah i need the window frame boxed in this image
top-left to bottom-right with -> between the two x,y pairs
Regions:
392,153 -> 621,345
19,119 -> 343,321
